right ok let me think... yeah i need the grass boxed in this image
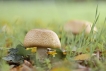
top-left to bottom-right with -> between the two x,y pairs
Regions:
0,1 -> 106,71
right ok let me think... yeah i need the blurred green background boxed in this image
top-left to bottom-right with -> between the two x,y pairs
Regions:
0,0 -> 106,44
0,0 -> 106,24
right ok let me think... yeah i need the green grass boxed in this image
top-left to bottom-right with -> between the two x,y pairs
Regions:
0,1 -> 106,71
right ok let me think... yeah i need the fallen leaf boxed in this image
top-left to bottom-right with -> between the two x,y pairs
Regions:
51,67 -> 70,71
73,68 -> 90,71
74,53 -> 96,60
26,47 -> 37,53
10,60 -> 36,71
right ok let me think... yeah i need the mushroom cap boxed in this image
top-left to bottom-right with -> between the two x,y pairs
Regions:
64,20 -> 97,35
23,29 -> 61,48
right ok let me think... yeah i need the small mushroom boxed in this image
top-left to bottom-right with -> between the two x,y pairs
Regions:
23,29 -> 61,62
64,20 -> 97,35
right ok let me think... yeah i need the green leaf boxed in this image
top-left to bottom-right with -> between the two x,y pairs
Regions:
3,54 -> 24,64
16,44 -> 31,56
55,48 -> 66,59
8,48 -> 18,55
2,44 -> 32,65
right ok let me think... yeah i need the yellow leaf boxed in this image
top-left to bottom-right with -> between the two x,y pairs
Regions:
31,47 -> 37,53
74,54 -> 90,60
26,47 -> 37,53
47,50 -> 57,57
51,67 -> 70,71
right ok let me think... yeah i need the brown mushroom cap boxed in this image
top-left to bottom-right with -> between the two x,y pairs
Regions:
64,20 -> 97,35
23,29 -> 61,48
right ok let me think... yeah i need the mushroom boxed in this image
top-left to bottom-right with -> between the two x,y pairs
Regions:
23,29 -> 61,62
64,20 -> 97,35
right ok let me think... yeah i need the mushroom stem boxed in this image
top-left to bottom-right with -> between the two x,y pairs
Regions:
36,47 -> 48,62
